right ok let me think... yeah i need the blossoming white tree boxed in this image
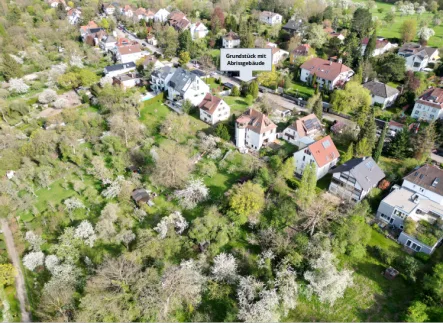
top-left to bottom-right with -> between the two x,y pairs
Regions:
9,78 -> 29,94
64,197 -> 85,214
418,26 -> 435,41
101,176 -> 125,199
74,220 -> 97,247
274,263 -> 298,316
154,211 -> 189,239
23,251 -> 45,271
44,255 -> 60,273
99,75 -> 113,87
70,54 -> 84,68
25,231 -> 45,251
174,179 -> 209,209
304,251 -> 353,305
38,89 -> 58,104
211,253 -> 238,283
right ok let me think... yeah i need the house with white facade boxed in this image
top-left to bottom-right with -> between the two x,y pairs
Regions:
268,46 -> 289,65
48,0 -> 65,8
411,87 -> 443,121
103,3 -> 116,15
99,34 -> 117,51
112,72 -> 142,89
190,22 -> 208,40
360,37 -> 397,57
329,157 -> 385,202
363,81 -> 399,109
300,58 -> 354,90
282,114 -> 323,147
80,21 -> 99,38
398,43 -> 439,72
114,38 -> 143,63
166,67 -> 209,106
154,8 -> 170,22
104,62 -> 136,77
222,31 -> 241,48
150,66 -> 176,93
67,8 -> 81,24
235,108 -> 277,151
121,5 -> 134,18
259,11 -> 282,25
198,93 -> 231,125
376,164 -> 443,255
293,135 -> 340,180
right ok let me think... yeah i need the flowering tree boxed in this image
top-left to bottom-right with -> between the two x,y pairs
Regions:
74,220 -> 97,247
23,251 -> 45,271
64,197 -> 85,214
38,89 -> 58,104
415,5 -> 426,14
96,203 -> 119,240
9,78 -> 29,94
397,2 -> 415,15
304,251 -> 353,305
53,97 -> 69,109
174,179 -> 209,209
101,176 -> 125,199
211,253 -> 238,283
274,263 -> 298,316
99,75 -> 113,87
237,276 -> 280,322
116,229 -> 136,249
70,55 -> 84,68
257,249 -> 275,269
418,26 -> 435,41
25,231 -> 45,251
44,255 -> 60,273
154,211 -> 189,239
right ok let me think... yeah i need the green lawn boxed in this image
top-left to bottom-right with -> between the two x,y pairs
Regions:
285,81 -> 315,99
353,0 -> 443,48
223,96 -> 250,114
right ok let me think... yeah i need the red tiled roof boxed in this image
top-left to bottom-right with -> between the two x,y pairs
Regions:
118,44 -> 141,55
199,93 -> 222,115
300,57 -> 353,81
307,135 -> 339,168
361,37 -> 390,49
224,31 -> 240,40
292,44 -> 310,56
236,108 -> 277,134
80,21 -> 98,31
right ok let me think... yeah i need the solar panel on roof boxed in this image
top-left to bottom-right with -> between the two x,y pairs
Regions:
322,140 -> 331,148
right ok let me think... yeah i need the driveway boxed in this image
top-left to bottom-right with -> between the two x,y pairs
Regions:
431,152 -> 443,164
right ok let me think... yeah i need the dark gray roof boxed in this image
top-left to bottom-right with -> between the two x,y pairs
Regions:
191,69 -> 206,77
363,81 -> 399,98
282,19 -> 303,31
131,189 -> 150,203
404,164 -> 443,196
399,42 -> 438,58
168,67 -> 197,92
151,65 -> 175,79
329,157 -> 385,191
104,62 -> 136,73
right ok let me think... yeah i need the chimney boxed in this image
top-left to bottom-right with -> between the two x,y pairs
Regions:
329,61 -> 332,65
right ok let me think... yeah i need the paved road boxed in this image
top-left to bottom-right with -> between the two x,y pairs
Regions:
431,152 -> 443,164
1,219 -> 31,322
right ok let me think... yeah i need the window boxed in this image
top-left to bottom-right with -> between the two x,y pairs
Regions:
303,156 -> 306,161
394,209 -> 407,219
380,213 -> 390,221
406,240 -> 422,252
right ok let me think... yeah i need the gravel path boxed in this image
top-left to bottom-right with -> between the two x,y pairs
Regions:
1,219 -> 31,322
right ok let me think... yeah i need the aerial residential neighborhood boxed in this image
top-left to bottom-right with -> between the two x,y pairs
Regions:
1,0 -> 443,322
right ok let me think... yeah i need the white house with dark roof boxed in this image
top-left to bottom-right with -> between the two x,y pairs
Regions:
360,37 -> 397,57
67,8 -> 81,24
398,43 -> 439,72
300,58 -> 354,90
259,11 -> 282,25
282,19 -> 305,35
282,113 -> 323,147
112,72 -> 142,89
103,3 -> 116,15
293,135 -> 340,180
376,164 -> 443,254
103,62 -> 136,77
198,93 -> 231,125
190,22 -> 208,40
150,66 -> 176,93
222,31 -> 241,48
166,67 -> 209,106
99,34 -> 117,51
411,87 -> 443,121
329,157 -> 385,202
235,108 -> 277,151
363,81 -> 399,108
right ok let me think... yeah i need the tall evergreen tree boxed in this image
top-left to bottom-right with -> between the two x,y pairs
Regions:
248,81 -> 259,99
351,8 -> 373,38
358,110 -> 377,154
178,30 -> 192,53
341,142 -> 354,164
387,127 -> 411,159
373,122 -> 387,162
296,163 -> 317,210
1,54 -> 23,81
413,122 -> 437,161
313,95 -> 323,119
364,29 -> 377,60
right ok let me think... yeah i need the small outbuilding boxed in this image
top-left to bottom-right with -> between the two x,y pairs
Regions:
131,189 -> 156,206
383,267 -> 399,280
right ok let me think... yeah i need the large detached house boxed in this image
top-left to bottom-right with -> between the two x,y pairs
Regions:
300,58 -> 354,90
103,3 -> 116,15
112,72 -> 142,89
198,93 -> 231,125
259,11 -> 282,25
377,165 -> 443,255
114,38 -> 143,63
411,87 -> 443,121
190,22 -> 208,40
154,8 -> 170,22
398,43 -> 439,71
290,44 -> 311,64
282,19 -> 305,35
329,157 -> 385,202
222,31 -> 241,48
363,81 -> 399,109
150,66 -> 176,93
293,135 -> 340,180
104,62 -> 136,77
67,8 -> 81,25
168,11 -> 191,31
166,68 -> 209,106
282,113 -> 323,147
235,108 -> 277,151
360,37 -> 396,57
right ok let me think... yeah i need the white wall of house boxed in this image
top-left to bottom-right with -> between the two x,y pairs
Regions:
293,150 -> 337,180
402,180 -> 443,204
104,66 -> 136,77
199,101 -> 230,125
300,68 -> 341,90
154,9 -> 169,22
105,7 -> 115,15
398,232 -> 438,255
272,50 -> 288,64
400,54 -> 428,71
372,93 -> 398,108
222,38 -> 240,48
411,101 -> 443,121
328,172 -> 369,202
259,14 -> 282,25
235,126 -> 276,151
118,52 -> 143,63
190,24 -> 208,40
